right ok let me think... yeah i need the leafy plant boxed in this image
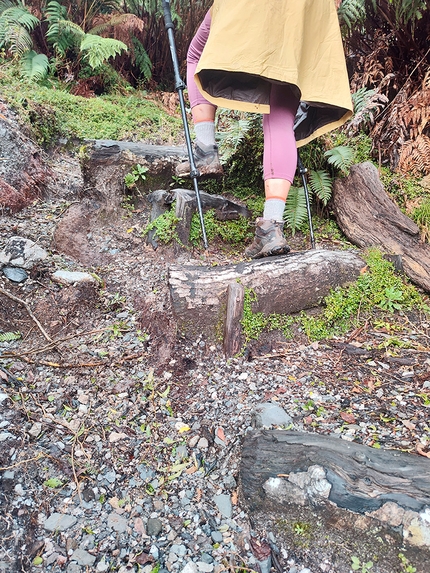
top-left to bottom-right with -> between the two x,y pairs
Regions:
0,331 -> 21,341
0,0 -> 39,56
44,477 -> 63,488
240,287 -> 293,345
412,199 -> 430,242
351,556 -> 373,573
124,164 -> 148,189
142,208 -> 181,245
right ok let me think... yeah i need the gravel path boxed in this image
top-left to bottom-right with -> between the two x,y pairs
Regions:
1,152 -> 430,573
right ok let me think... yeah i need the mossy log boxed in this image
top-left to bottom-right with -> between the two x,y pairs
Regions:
239,430 -> 430,572
332,162 -> 430,292
168,249 -> 365,341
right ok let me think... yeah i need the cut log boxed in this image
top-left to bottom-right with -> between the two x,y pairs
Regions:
332,162 -> 430,292
239,430 -> 430,571
168,249 -> 365,339
80,140 -> 187,214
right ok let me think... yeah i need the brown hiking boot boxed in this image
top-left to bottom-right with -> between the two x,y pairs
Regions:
244,218 -> 290,259
175,142 -> 223,179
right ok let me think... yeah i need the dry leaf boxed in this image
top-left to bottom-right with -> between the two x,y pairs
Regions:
416,444 -> 430,458
216,427 -> 226,443
402,420 -> 416,431
340,412 -> 356,424
231,490 -> 238,505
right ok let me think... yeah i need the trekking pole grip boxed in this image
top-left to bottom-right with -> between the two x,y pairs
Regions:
162,0 -> 174,30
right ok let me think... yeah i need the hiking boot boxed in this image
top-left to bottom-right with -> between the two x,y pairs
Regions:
175,142 -> 223,179
244,218 -> 290,259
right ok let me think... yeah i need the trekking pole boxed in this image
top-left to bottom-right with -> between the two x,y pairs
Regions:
162,0 -> 208,249
297,153 -> 316,249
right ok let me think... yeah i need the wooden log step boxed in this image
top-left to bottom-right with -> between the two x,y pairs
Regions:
168,249 -> 365,339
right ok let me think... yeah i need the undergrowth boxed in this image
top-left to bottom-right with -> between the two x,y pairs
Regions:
0,62 -> 182,145
240,248 -> 429,345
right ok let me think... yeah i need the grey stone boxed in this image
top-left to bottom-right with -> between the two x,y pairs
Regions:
197,562 -> 214,572
52,270 -> 96,285
66,564 -> 82,573
211,531 -> 223,543
0,236 -> 47,269
2,266 -> 27,283
180,562 -> 198,573
107,512 -> 128,533
171,544 -> 187,556
71,548 -> 96,566
252,402 -> 293,428
213,494 -> 232,519
223,475 -> 237,490
44,513 -> 78,532
146,517 -> 163,537
200,554 -> 214,564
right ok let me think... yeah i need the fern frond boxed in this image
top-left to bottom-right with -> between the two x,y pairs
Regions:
0,331 -> 21,342
338,0 -> 366,29
324,146 -> 354,174
80,33 -> 127,69
131,37 -> 152,81
21,49 -> 49,80
309,170 -> 332,206
46,19 -> 84,55
0,6 -> 39,53
89,13 -> 144,35
284,186 -> 308,234
398,134 -> 430,176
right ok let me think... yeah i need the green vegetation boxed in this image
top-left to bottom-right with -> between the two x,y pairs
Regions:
299,249 -> 427,341
189,209 -> 252,247
238,249 -> 428,345
241,287 -> 294,345
0,62 -> 182,145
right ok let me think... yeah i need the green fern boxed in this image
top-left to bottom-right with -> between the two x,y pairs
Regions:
131,37 -> 152,81
21,49 -> 49,80
284,186 -> 308,234
0,331 -> 21,342
324,146 -> 354,174
0,4 -> 39,55
309,169 -> 332,206
338,0 -> 366,29
80,34 -> 127,69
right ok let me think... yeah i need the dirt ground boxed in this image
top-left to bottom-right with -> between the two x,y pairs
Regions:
1,149 -> 430,573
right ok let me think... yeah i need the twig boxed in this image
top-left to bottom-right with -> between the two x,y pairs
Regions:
0,286 -> 52,342
0,452 -> 45,471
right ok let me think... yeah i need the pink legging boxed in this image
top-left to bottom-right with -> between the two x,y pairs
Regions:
187,11 -> 299,183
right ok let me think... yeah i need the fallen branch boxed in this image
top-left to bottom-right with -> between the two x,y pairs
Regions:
0,286 -> 52,342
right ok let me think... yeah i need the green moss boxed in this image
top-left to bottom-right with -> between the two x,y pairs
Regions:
0,61 -> 182,145
299,248 -> 428,341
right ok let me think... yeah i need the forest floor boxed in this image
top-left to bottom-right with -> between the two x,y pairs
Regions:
1,148 -> 430,573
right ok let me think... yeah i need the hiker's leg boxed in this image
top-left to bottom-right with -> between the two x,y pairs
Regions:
176,10 -> 221,178
245,84 -> 299,258
263,83 -> 300,218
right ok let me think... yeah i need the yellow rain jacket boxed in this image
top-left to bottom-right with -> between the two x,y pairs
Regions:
195,0 -> 353,146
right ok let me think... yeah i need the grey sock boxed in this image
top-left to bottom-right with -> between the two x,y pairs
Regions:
263,199 -> 285,222
194,121 -> 216,147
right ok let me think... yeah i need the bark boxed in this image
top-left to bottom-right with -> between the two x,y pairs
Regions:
332,162 -> 430,292
168,249 -> 365,339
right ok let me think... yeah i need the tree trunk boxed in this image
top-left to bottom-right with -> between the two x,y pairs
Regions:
168,249 -> 365,339
332,162 -> 430,292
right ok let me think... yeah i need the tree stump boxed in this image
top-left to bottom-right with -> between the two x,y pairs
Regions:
239,430 -> 430,572
168,249 -> 365,340
332,162 -> 430,292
